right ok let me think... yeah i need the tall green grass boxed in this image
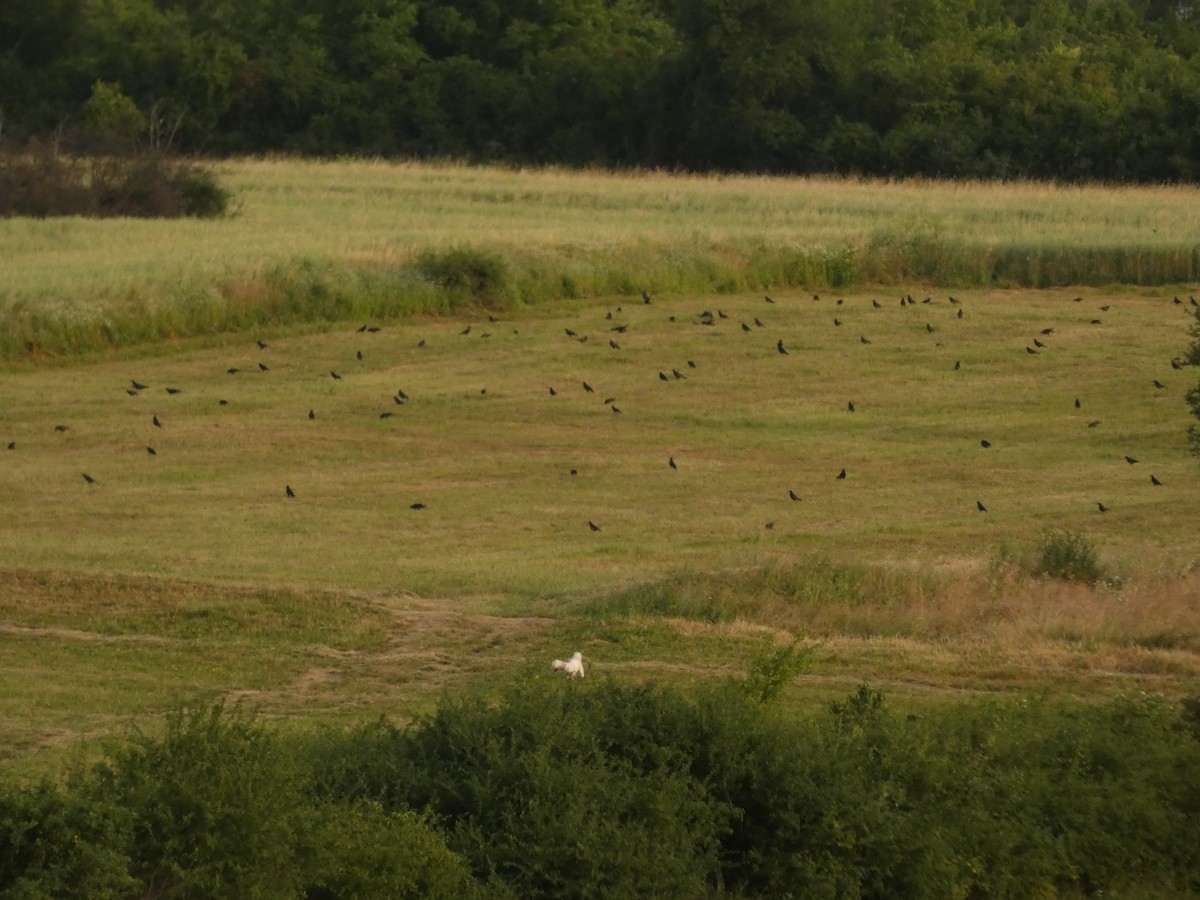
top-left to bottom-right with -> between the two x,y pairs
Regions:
4,160 -> 1200,358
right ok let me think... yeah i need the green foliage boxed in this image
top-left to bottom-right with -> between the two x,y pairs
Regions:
8,0 -> 1200,178
740,635 -> 812,704
0,781 -> 134,899
86,703 -> 305,898
4,688 -> 1200,897
1031,527 -> 1106,584
415,247 -> 512,306
83,81 -> 144,144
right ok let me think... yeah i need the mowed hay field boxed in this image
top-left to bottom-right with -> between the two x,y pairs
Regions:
2,161 -> 1200,775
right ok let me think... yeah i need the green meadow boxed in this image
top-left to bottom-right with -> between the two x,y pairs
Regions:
1,161 -> 1199,777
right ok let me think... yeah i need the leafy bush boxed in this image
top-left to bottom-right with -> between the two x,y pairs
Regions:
85,704 -> 305,898
1031,528 -> 1106,584
414,247 -> 511,305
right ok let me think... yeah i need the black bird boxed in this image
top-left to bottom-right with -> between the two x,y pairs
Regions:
754,317 -> 765,328
257,340 -> 268,349
1172,359 -> 1183,370
860,336 -> 871,345
659,371 -> 669,382
1091,319 -> 1102,324
1125,456 -> 1138,464
777,339 -> 788,355
687,361 -> 696,368
813,293 -> 820,301
848,401 -> 855,412
1026,346 -> 1037,354
126,390 -> 138,396
977,500 -> 987,512
611,405 -> 622,414
926,323 -> 935,333
583,382 -> 594,393
788,490 -> 800,501
764,295 -> 775,304
152,416 -> 161,428
380,412 -> 393,419
6,442 -> 13,450
219,400 -> 228,406
565,328 -> 576,337
1033,339 -> 1045,348
836,298 -> 844,305
1100,305 -> 1110,312
672,369 -> 685,379
331,371 -> 342,380
981,440 -> 991,448
1075,398 -> 1081,409
643,290 -> 651,304
836,468 -> 846,480
357,324 -> 367,333
954,360 -> 961,370
146,446 -> 156,455
391,394 -> 405,404
1174,297 -> 1183,305
834,318 -> 842,326
367,326 -> 381,333
82,473 -> 95,484
609,340 -> 620,349
460,326 -> 471,335
949,296 -> 960,304
1041,328 -> 1054,335
570,468 -> 578,476
54,424 -> 68,432
410,502 -> 426,510
308,410 -> 315,420
549,387 -> 557,396
418,339 -> 426,348
1088,420 -> 1101,428
611,325 -> 628,333
356,351 -> 363,361
669,457 -> 677,470
1153,380 -> 1166,389
165,387 -> 181,395
1098,502 -> 1109,512
956,309 -> 964,319
765,522 -> 775,530
588,520 -> 601,532
397,390 -> 409,401
1151,474 -> 1163,486
489,314 -> 500,323
604,398 -> 615,405
132,380 -> 147,390
259,362 -> 269,371
286,485 -> 296,498
227,367 -> 240,374
872,299 -> 881,308
741,322 -> 751,332
718,310 -> 728,319
606,311 -> 613,320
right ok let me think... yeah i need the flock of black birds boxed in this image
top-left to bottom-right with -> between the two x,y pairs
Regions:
12,287 -> 1191,543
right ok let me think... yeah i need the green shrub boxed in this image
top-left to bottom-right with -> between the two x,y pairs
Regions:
86,703 -> 305,899
1031,528 -> 1105,584
414,247 -> 511,305
0,781 -> 134,899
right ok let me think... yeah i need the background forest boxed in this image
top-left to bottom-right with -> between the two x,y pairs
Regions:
5,0 -> 1200,180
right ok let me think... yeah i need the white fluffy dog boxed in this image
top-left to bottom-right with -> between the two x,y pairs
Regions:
552,651 -> 585,678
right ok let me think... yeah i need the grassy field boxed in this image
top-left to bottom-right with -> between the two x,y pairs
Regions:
1,161 -> 1199,778
3,159 -> 1200,357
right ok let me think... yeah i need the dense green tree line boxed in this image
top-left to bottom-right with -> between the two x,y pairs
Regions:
4,684 -> 1200,897
3,0 -> 1200,179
